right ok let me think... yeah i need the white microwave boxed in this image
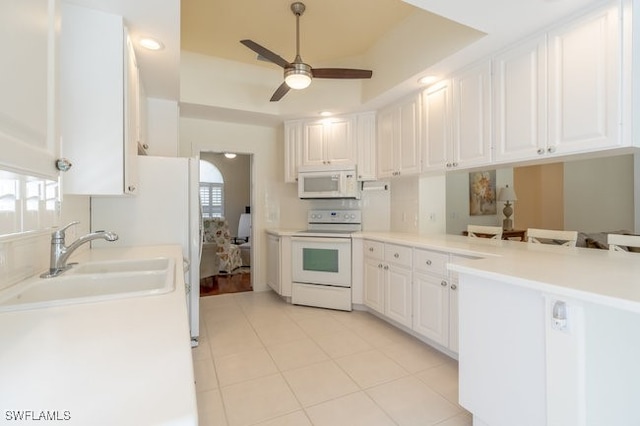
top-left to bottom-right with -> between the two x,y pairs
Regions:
298,167 -> 359,199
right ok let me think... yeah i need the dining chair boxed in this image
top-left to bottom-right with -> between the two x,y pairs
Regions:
607,234 -> 640,252
527,228 -> 578,247
467,225 -> 503,240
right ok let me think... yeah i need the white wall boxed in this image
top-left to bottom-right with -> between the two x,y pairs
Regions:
146,98 -> 179,156
179,117 -> 307,291
564,155 -> 635,233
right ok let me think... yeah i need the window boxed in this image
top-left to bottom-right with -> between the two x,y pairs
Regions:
199,160 -> 224,218
200,183 -> 223,218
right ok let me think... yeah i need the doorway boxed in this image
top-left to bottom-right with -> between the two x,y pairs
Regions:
198,152 -> 253,296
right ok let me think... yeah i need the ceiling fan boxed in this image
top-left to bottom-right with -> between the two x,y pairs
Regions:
240,2 -> 373,102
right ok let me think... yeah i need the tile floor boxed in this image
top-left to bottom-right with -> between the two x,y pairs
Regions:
192,290 -> 471,426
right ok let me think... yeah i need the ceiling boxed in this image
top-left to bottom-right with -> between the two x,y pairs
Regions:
65,0 -> 607,121
181,0 -> 431,68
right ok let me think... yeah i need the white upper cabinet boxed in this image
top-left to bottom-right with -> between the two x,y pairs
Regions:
377,94 -> 421,178
301,116 -> 355,168
495,2 -> 621,163
0,0 -> 59,178
421,81 -> 452,172
451,60 -> 492,169
60,3 -> 139,195
284,120 -> 302,183
547,4 -> 621,154
355,112 -> 377,181
493,36 -> 548,162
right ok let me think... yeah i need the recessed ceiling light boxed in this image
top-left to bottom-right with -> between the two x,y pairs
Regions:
418,75 -> 438,85
320,111 -> 332,117
139,37 -> 164,51
224,152 -> 237,159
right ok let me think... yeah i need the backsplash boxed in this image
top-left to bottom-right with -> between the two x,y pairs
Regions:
0,169 -> 60,290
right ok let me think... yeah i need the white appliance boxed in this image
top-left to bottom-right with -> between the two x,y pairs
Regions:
91,156 -> 202,346
298,166 -> 359,199
291,209 -> 361,311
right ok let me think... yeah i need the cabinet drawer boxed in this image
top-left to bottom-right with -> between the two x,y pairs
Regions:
413,249 -> 449,276
363,240 -> 384,261
384,244 -> 412,268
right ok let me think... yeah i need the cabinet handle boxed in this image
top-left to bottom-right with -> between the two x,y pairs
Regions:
452,162 -> 458,167
127,185 -> 136,192
426,260 -> 432,266
446,163 -> 451,168
441,280 -> 447,287
394,253 -> 399,258
537,148 -> 545,155
547,146 -> 556,154
378,263 -> 383,268
369,247 -> 374,252
451,284 -> 457,290
383,265 -> 389,270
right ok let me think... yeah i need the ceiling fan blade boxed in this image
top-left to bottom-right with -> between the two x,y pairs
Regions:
270,82 -> 291,102
240,39 -> 291,69
312,68 -> 373,79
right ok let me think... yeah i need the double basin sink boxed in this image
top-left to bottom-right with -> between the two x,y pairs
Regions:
0,257 -> 175,312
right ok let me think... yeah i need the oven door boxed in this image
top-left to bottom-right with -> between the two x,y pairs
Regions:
291,237 -> 351,287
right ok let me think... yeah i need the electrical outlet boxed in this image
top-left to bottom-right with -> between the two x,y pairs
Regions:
429,213 -> 436,222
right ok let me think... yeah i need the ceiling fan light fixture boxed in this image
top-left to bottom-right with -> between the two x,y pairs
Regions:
285,64 -> 312,90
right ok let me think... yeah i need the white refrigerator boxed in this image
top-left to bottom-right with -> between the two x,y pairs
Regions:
91,156 -> 201,345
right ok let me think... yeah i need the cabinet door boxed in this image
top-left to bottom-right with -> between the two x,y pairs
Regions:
398,95 -> 421,175
284,121 -> 302,183
448,274 -> 459,354
324,117 -> 355,166
364,257 -> 385,314
493,36 -> 547,163
355,112 -> 377,181
302,121 -> 326,167
385,265 -> 412,328
452,60 -> 492,169
266,235 -> 281,293
0,0 -> 58,178
123,32 -> 139,194
412,272 -> 449,346
376,107 -> 396,178
421,82 -> 451,172
547,4 -> 620,154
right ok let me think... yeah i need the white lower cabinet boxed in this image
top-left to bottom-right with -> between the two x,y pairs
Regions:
363,241 -> 413,328
362,239 -> 471,355
266,234 -> 292,297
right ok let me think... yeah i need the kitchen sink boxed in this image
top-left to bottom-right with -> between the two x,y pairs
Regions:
69,257 -> 171,275
0,257 -> 175,312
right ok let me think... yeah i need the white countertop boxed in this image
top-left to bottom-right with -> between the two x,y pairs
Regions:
352,232 -> 640,314
0,245 -> 197,425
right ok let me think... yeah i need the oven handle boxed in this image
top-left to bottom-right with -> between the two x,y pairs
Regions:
291,236 -> 352,244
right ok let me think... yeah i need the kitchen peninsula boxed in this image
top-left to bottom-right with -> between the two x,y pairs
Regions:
350,232 -> 640,426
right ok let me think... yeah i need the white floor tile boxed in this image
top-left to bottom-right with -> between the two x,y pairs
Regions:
336,349 -> 409,388
252,318 -> 308,347
305,391 -> 396,426
313,329 -> 373,358
196,389 -> 227,426
367,376 -> 462,426
266,338 -> 329,371
416,360 -> 461,407
283,359 -> 359,407
215,347 -> 279,387
193,357 -> 219,392
220,374 -> 300,426
252,410 -> 312,426
296,315 -> 349,338
378,335 -> 450,374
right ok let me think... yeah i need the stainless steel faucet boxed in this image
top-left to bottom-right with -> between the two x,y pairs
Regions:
41,221 -> 119,278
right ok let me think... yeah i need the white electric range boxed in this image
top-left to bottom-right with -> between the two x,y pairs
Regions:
290,209 -> 361,311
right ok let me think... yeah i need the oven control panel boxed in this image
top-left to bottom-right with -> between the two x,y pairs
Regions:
308,209 -> 361,224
